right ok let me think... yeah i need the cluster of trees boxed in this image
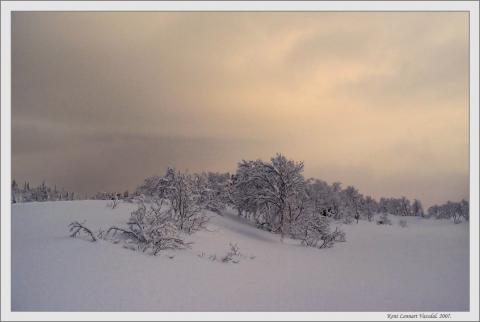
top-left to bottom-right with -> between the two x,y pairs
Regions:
83,152 -> 467,255
229,155 -> 434,230
137,153 -> 469,235
64,153 -> 470,255
136,168 -> 212,233
93,191 -> 129,201
427,200 -> 469,223
93,169 -> 212,255
11,180 -> 76,203
137,155 -> 346,248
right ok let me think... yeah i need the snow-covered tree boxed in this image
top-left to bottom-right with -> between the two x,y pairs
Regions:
427,199 -> 469,223
233,154 -> 306,237
342,186 -> 363,223
364,196 -> 378,222
12,179 -> 18,203
167,170 -> 207,233
136,168 -> 208,233
412,199 -> 424,217
460,199 -> 469,221
398,197 -> 412,216
12,180 -> 79,203
304,179 -> 336,218
192,172 -> 230,214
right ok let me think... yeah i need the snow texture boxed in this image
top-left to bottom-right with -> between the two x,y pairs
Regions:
12,200 -> 469,311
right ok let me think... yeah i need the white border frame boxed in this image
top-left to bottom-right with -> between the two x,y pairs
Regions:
1,1 -> 478,321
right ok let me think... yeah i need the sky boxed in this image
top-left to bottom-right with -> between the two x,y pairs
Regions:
12,12 -> 469,207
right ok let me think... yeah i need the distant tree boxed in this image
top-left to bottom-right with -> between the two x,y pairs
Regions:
364,196 -> 377,222
427,200 -> 469,223
460,199 -> 469,221
399,197 -> 412,216
12,179 -> 18,203
412,199 -> 424,217
342,186 -> 363,223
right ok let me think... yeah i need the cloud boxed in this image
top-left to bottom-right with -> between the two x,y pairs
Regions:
12,12 -> 469,206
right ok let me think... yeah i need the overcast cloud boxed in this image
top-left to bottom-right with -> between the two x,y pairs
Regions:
12,12 -> 469,206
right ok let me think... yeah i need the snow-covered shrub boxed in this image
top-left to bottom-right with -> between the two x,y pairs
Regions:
136,169 -> 209,233
106,198 -> 119,209
398,219 -> 407,228
193,172 -> 230,215
68,221 -> 97,242
377,213 -> 392,225
105,198 -> 191,255
293,213 -> 345,249
168,171 -> 209,233
221,243 -> 242,263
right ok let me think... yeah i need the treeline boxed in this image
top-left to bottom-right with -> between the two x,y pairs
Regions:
13,153 -> 469,231
136,154 -> 469,229
11,180 -> 77,203
427,200 -> 469,223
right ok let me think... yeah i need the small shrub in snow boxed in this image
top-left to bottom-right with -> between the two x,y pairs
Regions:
221,243 -> 241,263
68,221 -> 97,242
105,198 -> 192,255
376,213 -> 392,225
200,243 -> 253,264
295,214 -> 345,249
398,219 -> 407,228
331,227 -> 346,242
106,199 -> 119,209
318,227 -> 346,248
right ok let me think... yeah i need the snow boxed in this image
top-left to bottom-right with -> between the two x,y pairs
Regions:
12,200 -> 469,311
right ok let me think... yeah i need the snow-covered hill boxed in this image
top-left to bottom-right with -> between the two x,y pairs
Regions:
12,200 -> 469,311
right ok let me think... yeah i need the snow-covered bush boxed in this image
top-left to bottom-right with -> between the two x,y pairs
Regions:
292,213 -> 345,249
102,167 -> 214,255
136,168 -> 209,233
377,213 -> 392,225
193,172 -> 230,214
167,171 -> 209,233
398,219 -> 407,228
68,221 -> 97,242
221,243 -> 242,263
105,198 -> 191,255
106,198 -> 119,209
